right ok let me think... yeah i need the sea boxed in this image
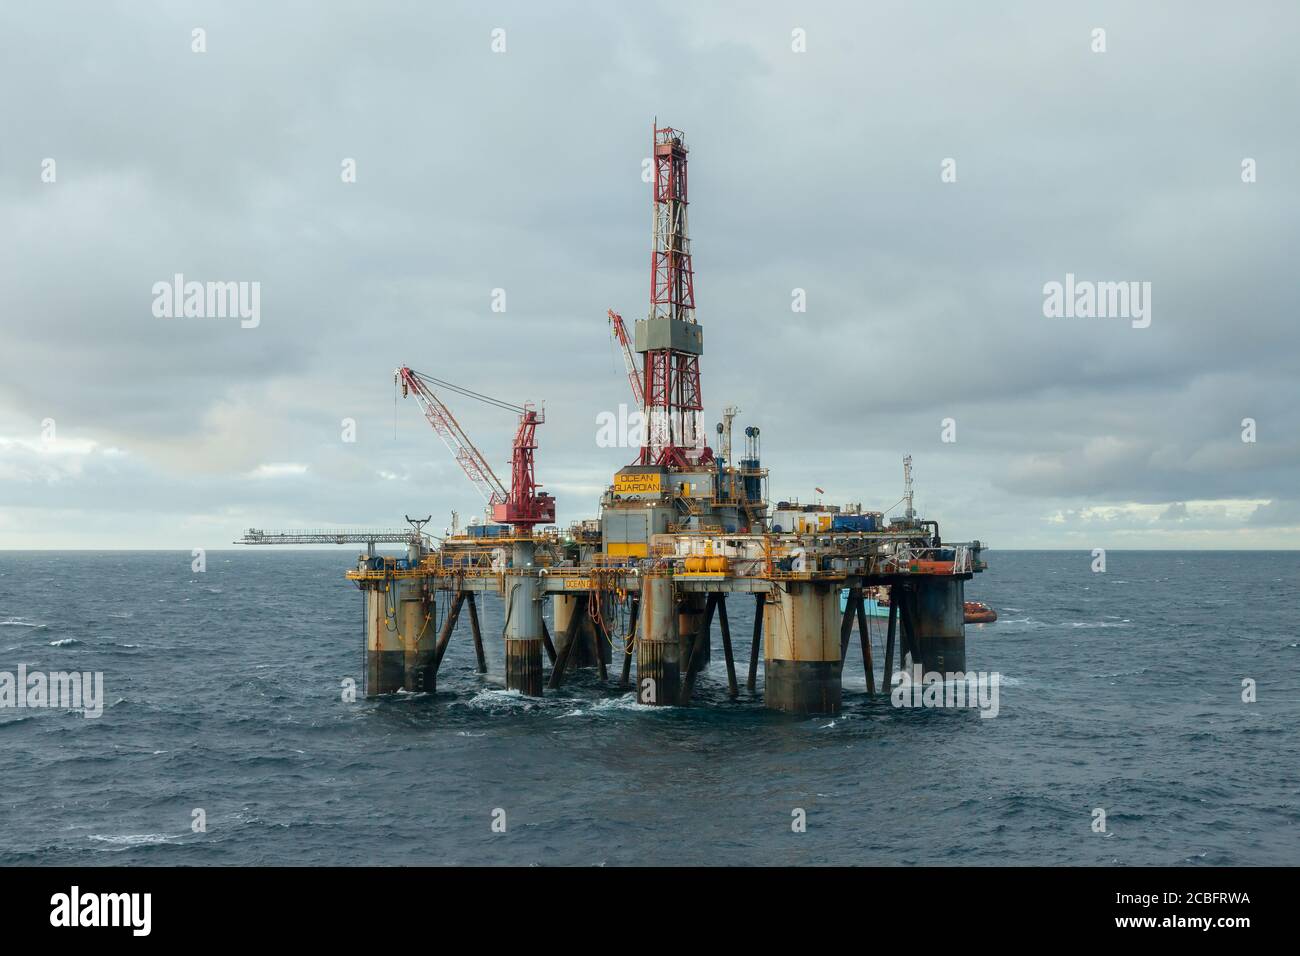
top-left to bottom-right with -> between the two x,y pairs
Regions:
1,550 -> 1296,866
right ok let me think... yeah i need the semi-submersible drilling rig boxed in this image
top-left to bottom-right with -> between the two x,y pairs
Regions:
245,124 -> 986,715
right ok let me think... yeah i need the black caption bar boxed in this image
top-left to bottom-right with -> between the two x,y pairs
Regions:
0,866 -> 1282,943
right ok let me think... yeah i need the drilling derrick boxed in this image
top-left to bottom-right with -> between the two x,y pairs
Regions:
638,124 -> 705,469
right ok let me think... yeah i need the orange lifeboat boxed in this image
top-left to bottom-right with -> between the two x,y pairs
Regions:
964,601 -> 997,624
911,560 -> 955,574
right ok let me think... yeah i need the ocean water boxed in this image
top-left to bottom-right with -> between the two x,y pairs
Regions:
1,550 -> 1296,866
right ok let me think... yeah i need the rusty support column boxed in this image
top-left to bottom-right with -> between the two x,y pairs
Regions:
635,575 -> 679,706
503,540 -> 544,696
402,587 -> 438,693
364,582 -> 408,696
913,577 -> 966,675
764,582 -> 841,715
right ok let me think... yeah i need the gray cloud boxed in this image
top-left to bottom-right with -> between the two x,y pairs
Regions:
2,1 -> 1298,549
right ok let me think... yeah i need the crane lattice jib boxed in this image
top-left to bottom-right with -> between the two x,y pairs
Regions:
399,367 -> 508,505
607,309 -> 645,408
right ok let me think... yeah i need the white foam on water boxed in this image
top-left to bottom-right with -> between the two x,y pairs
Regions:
455,688 -> 538,713
546,691 -> 655,712
1,619 -> 45,629
89,832 -> 184,847
587,692 -> 662,713
48,638 -> 80,647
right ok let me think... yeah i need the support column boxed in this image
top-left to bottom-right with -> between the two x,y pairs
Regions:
365,583 -> 407,696
467,593 -> 487,674
897,584 -> 918,670
882,587 -> 898,690
717,594 -> 738,698
504,540 -> 544,696
401,586 -> 438,693
548,593 -> 587,690
429,591 -> 466,690
680,592 -> 718,705
913,577 -> 966,675
677,592 -> 711,672
619,595 -> 638,690
746,592 -> 765,693
763,582 -> 842,715
554,592 -> 611,670
540,618 -> 558,665
854,590 -> 876,695
635,575 -> 679,706
839,586 -> 860,663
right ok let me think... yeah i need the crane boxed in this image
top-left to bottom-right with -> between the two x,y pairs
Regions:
396,367 -> 556,530
607,309 -> 644,408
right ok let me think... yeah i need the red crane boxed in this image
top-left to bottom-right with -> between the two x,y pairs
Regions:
396,367 -> 555,530
641,123 -> 704,469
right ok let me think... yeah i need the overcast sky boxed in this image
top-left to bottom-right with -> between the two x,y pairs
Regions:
2,1 -> 1297,550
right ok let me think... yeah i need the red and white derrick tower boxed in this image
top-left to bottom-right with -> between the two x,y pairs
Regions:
638,124 -> 706,469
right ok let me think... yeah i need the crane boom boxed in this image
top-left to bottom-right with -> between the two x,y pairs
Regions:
396,366 -> 556,530
397,367 -> 508,506
607,309 -> 645,407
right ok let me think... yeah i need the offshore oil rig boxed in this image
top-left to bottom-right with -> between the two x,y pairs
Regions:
241,124 -> 986,715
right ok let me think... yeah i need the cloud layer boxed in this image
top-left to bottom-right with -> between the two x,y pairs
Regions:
2,1 -> 1297,549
